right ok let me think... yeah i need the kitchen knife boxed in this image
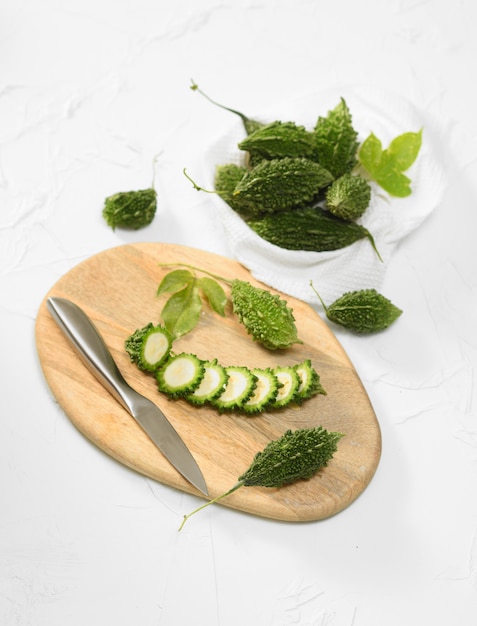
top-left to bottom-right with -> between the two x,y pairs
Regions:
46,296 -> 209,496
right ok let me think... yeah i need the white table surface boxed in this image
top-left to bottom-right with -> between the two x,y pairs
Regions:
2,0 -> 477,624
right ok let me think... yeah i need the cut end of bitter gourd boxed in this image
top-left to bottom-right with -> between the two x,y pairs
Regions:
156,353 -> 205,399
140,326 -> 172,371
295,359 -> 326,402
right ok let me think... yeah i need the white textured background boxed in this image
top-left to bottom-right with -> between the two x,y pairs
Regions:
2,1 -> 477,624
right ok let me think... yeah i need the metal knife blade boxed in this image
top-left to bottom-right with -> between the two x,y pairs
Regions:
46,296 -> 208,496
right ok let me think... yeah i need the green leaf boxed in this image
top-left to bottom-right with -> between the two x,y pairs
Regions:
387,130 -> 422,171
358,130 -> 422,197
197,276 -> 227,316
157,269 -> 193,297
358,133 -> 382,172
161,282 -> 202,338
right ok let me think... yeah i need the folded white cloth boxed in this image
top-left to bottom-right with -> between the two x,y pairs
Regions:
201,86 -> 446,305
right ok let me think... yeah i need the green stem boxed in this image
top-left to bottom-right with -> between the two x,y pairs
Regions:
309,280 -> 329,314
183,168 -> 217,194
190,80 -> 251,128
178,481 -> 245,531
158,262 -> 232,286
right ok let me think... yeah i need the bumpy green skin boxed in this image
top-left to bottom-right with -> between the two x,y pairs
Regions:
233,157 -> 333,216
248,206 -> 374,252
325,173 -> 371,221
238,121 -> 316,159
102,188 -> 157,230
326,289 -> 403,333
313,98 -> 359,178
238,427 -> 344,488
231,279 -> 302,350
214,164 -> 248,215
295,359 -> 326,403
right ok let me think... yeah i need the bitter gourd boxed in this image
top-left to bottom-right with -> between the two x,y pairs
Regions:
325,173 -> 372,221
238,121 -> 316,160
232,157 -> 334,216
230,279 -> 302,350
313,98 -> 359,178
102,188 -> 157,230
247,206 -> 382,260
311,284 -> 403,333
179,426 -> 344,529
214,163 -> 249,216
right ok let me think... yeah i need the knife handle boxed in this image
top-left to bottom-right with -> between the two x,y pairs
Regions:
46,297 -> 134,413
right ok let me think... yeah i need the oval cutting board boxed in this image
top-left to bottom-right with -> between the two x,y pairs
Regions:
35,242 -> 381,522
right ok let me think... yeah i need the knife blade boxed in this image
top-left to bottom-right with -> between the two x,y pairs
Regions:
46,296 -> 208,496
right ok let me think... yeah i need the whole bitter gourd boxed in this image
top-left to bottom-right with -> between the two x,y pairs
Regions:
179,426 -> 344,529
232,157 -> 333,216
248,206 -> 382,259
238,121 -> 316,160
230,279 -> 303,350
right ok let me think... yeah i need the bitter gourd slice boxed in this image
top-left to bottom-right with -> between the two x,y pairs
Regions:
242,368 -> 281,414
211,366 -> 257,412
186,359 -> 229,405
125,323 -> 172,372
156,353 -> 205,399
269,365 -> 301,409
295,359 -> 326,403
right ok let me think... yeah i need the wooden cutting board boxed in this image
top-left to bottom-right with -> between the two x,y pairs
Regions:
35,242 -> 381,522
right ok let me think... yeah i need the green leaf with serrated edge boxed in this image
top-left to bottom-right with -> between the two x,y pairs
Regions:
157,269 -> 193,297
161,282 -> 202,338
197,276 -> 227,316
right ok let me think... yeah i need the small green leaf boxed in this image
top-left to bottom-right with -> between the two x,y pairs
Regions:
358,130 -> 422,198
157,269 -> 193,297
161,282 -> 202,338
358,133 -> 382,172
197,276 -> 227,316
387,130 -> 422,171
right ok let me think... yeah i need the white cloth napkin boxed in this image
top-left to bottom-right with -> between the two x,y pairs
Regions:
201,86 -> 447,305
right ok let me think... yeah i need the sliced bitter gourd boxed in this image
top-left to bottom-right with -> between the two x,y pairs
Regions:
295,359 -> 326,403
156,353 -> 205,399
242,368 -> 281,414
269,365 -> 300,409
212,366 -> 257,412
186,359 -> 229,405
139,325 -> 173,372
